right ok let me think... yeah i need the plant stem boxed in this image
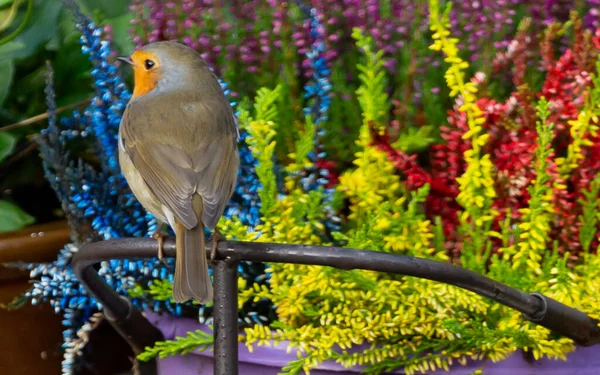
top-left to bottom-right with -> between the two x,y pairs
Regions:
1,98 -> 91,132
0,0 -> 33,45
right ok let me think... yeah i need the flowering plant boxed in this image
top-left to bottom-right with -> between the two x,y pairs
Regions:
9,0 -> 600,374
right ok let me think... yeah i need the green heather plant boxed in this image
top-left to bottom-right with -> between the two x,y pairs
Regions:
136,3 -> 600,373
7,0 -> 600,374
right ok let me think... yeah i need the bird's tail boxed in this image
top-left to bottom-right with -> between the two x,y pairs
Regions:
172,196 -> 213,304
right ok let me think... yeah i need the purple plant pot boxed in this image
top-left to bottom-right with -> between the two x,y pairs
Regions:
146,311 -> 600,375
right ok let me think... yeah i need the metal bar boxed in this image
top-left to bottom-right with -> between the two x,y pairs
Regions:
72,238 -> 600,375
213,259 -> 239,375
76,238 -> 542,316
72,242 -> 165,375
219,241 -> 540,315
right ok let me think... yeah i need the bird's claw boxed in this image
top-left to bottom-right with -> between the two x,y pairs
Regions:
209,230 -> 222,263
152,224 -> 168,265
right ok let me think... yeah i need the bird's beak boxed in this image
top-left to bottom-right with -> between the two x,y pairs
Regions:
116,56 -> 134,66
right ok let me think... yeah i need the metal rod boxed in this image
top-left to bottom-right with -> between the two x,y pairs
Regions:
213,259 -> 239,375
72,241 -> 165,375
219,241 -> 541,315
72,238 -> 600,374
76,238 -> 542,316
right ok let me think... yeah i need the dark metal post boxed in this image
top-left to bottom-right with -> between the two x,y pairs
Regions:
213,258 -> 239,375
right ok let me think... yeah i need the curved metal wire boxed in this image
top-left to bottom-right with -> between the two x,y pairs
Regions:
73,238 -> 600,375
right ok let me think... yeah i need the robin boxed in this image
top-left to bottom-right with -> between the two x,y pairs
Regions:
117,41 -> 239,304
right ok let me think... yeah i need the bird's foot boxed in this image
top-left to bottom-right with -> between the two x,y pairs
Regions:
152,223 -> 168,265
209,230 -> 222,263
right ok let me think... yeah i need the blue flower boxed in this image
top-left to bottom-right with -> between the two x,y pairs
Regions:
299,7 -> 340,231
32,4 -> 272,373
29,2 -> 346,373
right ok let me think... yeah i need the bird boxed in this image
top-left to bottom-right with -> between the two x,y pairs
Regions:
116,41 -> 239,304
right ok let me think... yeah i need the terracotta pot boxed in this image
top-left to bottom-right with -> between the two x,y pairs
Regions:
0,221 -> 70,375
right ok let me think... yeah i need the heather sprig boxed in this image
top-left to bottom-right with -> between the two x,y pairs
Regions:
512,97 -> 555,278
29,4 -> 273,373
237,48 -> 600,373
284,115 -> 316,190
239,85 -> 281,216
352,27 -> 390,134
137,329 -> 214,362
429,0 -> 497,270
23,2 -> 600,374
555,60 -> 600,179
578,173 -> 600,252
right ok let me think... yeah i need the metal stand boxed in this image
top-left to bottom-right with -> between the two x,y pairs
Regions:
72,240 -> 165,375
213,259 -> 239,375
72,238 -> 600,375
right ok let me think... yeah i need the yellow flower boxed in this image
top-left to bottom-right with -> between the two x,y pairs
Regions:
429,0 -> 496,265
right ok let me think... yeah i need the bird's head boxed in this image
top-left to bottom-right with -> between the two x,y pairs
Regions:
117,41 -> 210,98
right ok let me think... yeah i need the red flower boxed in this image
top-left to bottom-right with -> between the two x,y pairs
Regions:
370,25 -> 600,259
593,28 -> 600,50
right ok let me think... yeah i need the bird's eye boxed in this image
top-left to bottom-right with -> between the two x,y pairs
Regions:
144,59 -> 155,70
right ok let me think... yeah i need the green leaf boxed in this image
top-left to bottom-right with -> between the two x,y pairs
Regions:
295,116 -> 315,166
353,28 -> 390,127
0,132 -> 16,162
578,174 -> 600,252
107,12 -> 134,53
391,125 -> 438,154
126,284 -> 145,298
77,0 -> 131,19
148,279 -> 175,301
0,0 -> 62,62
0,200 -> 35,232
253,85 -> 282,122
137,328 -> 214,362
0,59 -> 14,105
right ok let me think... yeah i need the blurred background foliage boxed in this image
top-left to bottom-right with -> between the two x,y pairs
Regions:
0,0 -> 133,232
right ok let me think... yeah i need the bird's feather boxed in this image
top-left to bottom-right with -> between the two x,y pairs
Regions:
119,90 -> 238,230
173,197 -> 212,303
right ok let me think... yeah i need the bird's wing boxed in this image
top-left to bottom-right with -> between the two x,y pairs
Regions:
190,130 -> 239,229
120,95 -> 238,230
